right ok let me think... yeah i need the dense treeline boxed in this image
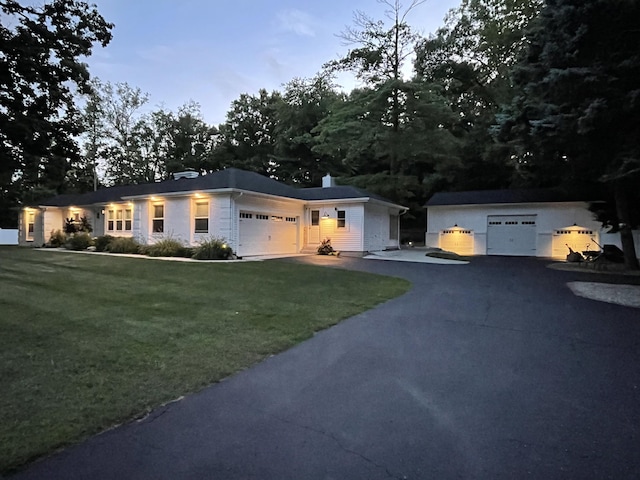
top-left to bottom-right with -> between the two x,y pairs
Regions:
1,0 -> 638,266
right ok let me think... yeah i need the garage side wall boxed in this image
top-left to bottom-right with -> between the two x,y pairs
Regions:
427,202 -> 602,257
363,204 -> 399,252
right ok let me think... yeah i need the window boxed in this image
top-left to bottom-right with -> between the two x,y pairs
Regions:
389,215 -> 399,240
240,212 -> 253,219
152,204 -> 164,233
271,215 -> 283,222
194,201 -> 209,233
116,209 -> 123,231
107,206 -> 133,232
311,210 -> 319,226
286,217 -> 296,223
337,210 -> 346,228
107,209 -> 114,231
125,209 -> 132,230
256,214 -> 269,220
26,211 -> 35,240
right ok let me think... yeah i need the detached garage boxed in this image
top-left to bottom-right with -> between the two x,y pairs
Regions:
425,189 -> 604,259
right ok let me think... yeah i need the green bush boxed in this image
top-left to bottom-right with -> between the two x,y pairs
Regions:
94,235 -> 115,252
48,230 -> 66,248
65,232 -> 93,251
106,237 -> 141,254
146,238 -> 188,257
192,237 -> 234,260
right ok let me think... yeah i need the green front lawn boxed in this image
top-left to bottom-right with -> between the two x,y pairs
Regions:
0,247 -> 410,473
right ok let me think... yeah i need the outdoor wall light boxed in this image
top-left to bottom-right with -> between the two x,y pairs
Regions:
322,211 -> 330,218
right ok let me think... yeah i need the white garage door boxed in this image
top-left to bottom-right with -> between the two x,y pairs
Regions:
552,227 -> 598,259
487,215 -> 537,256
238,212 -> 298,256
440,228 -> 474,255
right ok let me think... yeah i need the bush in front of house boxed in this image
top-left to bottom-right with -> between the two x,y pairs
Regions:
48,229 -> 66,248
94,235 -> 115,252
65,232 -> 93,251
146,238 -> 189,257
317,238 -> 336,255
192,237 -> 234,260
106,237 -> 141,254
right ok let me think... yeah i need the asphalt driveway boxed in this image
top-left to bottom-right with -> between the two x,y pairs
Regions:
11,256 -> 640,479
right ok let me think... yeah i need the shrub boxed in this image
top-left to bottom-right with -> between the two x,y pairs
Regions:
48,230 -> 66,248
78,216 -> 93,233
192,237 -> 234,260
146,238 -> 188,257
65,232 -> 93,251
106,237 -> 141,254
317,238 -> 335,255
94,235 -> 115,252
63,218 -> 77,234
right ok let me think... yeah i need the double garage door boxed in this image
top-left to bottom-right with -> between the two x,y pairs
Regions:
487,215 -> 537,256
238,212 -> 298,256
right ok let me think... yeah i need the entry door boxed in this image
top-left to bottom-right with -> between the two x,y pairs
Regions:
487,215 -> 537,256
308,209 -> 320,245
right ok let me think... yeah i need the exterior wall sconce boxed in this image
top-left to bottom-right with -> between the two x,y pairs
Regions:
322,211 -> 330,218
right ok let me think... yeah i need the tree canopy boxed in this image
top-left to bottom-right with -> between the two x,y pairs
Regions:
0,0 -> 112,227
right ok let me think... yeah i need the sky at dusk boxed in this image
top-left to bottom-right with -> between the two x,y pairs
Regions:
85,0 -> 462,125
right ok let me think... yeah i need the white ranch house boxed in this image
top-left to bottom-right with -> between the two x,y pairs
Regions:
425,189 -> 640,259
19,168 -> 406,257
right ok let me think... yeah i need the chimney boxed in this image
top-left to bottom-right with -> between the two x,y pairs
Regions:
322,173 -> 336,188
173,170 -> 199,180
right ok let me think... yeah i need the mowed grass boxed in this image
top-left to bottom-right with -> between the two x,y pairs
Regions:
0,247 -> 410,472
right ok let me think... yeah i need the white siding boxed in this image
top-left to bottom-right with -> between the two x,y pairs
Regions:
43,208 -> 64,244
363,204 -> 400,252
314,203 -> 364,252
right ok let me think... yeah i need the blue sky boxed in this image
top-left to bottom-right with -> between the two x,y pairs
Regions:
86,0 -> 461,125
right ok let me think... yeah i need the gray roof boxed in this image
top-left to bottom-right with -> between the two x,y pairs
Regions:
425,188 -> 590,207
38,168 -> 404,208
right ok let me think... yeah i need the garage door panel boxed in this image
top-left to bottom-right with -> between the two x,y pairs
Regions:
239,212 -> 298,256
487,215 -> 537,256
440,228 -> 474,255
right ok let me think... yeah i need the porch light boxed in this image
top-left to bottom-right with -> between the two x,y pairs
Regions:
322,211 -> 330,219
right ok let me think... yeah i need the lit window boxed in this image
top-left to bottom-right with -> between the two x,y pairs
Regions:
152,204 -> 164,233
125,209 -> 132,230
337,210 -> 346,228
194,201 -> 209,233
26,211 -> 35,240
107,206 -> 133,232
116,209 -> 123,231
107,209 -> 115,231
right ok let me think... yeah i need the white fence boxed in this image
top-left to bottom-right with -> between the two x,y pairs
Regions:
0,228 -> 18,245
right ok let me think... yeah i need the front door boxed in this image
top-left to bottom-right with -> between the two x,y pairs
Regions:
308,209 -> 320,245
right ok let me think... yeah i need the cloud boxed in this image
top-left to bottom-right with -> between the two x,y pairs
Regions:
276,9 -> 315,37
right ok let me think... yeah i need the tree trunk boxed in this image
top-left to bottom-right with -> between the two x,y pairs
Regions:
614,181 -> 640,270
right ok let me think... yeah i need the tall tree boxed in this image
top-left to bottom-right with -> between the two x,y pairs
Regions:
325,0 -> 426,175
501,0 -> 640,268
0,0 -> 112,227
212,89 -> 282,177
160,102 -> 219,177
414,0 -> 542,192
94,81 -> 152,184
273,75 -> 344,186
